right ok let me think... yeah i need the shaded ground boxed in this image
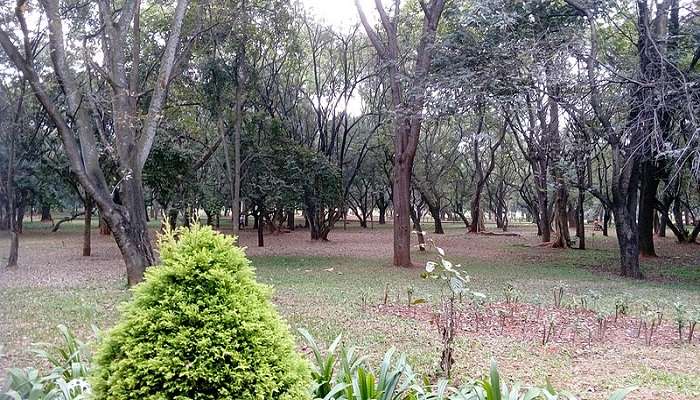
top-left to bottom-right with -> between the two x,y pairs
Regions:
1,220 -> 699,399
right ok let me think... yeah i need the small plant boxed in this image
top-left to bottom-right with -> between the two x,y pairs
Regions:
688,306 -> 699,344
0,325 -> 93,400
532,294 -> 543,321
673,301 -> 687,343
495,308 -> 510,336
501,284 -> 520,304
553,285 -> 565,308
542,315 -> 556,346
637,302 -> 661,346
471,292 -> 488,332
614,295 -> 630,322
595,308 -> 609,340
423,241 -> 470,379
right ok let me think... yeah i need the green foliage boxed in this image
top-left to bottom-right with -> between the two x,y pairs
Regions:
0,325 -> 93,400
301,332 -> 636,400
143,139 -> 195,209
91,224 -> 310,400
422,242 -> 470,298
243,125 -> 341,217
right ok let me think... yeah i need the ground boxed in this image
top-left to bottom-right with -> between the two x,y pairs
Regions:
1,219 -> 699,399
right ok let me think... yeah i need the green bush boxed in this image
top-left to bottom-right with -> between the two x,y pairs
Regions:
91,224 -> 310,400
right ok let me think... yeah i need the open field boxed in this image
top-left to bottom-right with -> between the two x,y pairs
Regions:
1,221 -> 699,399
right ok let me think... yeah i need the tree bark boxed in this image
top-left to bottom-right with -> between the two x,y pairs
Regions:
429,205 -> 444,234
602,207 -> 610,236
83,196 -> 92,257
40,205 -> 52,223
256,209 -> 264,247
638,161 -> 658,256
393,158 -> 413,266
576,187 -> 585,249
378,205 -> 387,224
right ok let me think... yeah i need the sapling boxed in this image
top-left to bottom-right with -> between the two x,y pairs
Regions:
532,294 -> 543,321
502,283 -> 520,304
588,289 -> 601,311
577,294 -> 588,311
642,308 -> 659,346
673,301 -> 686,343
471,291 -> 487,333
553,285 -> 565,308
498,309 -> 508,335
595,308 -> 608,340
542,315 -> 556,346
423,239 -> 471,379
687,307 -> 698,344
614,295 -> 629,323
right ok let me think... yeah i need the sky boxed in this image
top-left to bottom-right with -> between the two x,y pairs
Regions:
301,0 -> 377,29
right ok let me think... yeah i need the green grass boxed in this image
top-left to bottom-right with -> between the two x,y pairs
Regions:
631,365 -> 700,397
1,228 -> 699,399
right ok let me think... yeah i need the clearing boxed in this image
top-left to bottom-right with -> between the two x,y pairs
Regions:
1,221 -> 699,399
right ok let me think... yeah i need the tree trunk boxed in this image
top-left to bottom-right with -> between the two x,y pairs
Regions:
552,185 -> 571,248
257,210 -> 264,247
690,220 -> 700,243
610,142 -> 643,279
567,205 -> 577,228
5,113 -> 18,268
83,196 -> 92,257
377,202 -> 387,224
410,206 -> 426,251
455,209 -> 470,229
536,164 -> 551,242
232,65 -> 243,240
602,207 -> 610,236
98,211 -> 111,236
672,197 -> 689,240
40,205 -> 52,223
104,175 -> 155,286
16,203 -> 24,234
428,205 -> 444,234
287,209 -> 295,230
659,214 -> 670,238
393,158 -> 413,267
576,188 -> 585,250
638,161 -> 658,256
614,203 -> 643,278
468,191 -> 483,233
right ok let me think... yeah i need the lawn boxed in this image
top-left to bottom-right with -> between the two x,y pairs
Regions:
1,221 -> 699,399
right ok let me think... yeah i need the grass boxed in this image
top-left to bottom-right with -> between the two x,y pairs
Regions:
1,223 -> 699,399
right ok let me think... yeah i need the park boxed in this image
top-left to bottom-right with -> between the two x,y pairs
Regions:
0,0 -> 699,399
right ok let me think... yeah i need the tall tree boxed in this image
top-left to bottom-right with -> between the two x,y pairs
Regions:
0,0 -> 192,284
356,0 -> 447,267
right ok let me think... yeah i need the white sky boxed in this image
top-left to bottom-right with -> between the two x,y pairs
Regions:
301,0 -> 377,29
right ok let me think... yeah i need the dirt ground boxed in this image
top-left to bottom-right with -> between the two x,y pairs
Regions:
1,221 -> 699,399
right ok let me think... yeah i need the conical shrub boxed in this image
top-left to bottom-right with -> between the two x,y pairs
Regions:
92,224 -> 310,399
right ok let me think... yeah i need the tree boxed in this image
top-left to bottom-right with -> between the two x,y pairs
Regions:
0,0 -> 192,284
356,0 -> 447,267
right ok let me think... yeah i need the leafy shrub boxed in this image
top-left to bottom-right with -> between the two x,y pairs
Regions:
91,224 -> 310,400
